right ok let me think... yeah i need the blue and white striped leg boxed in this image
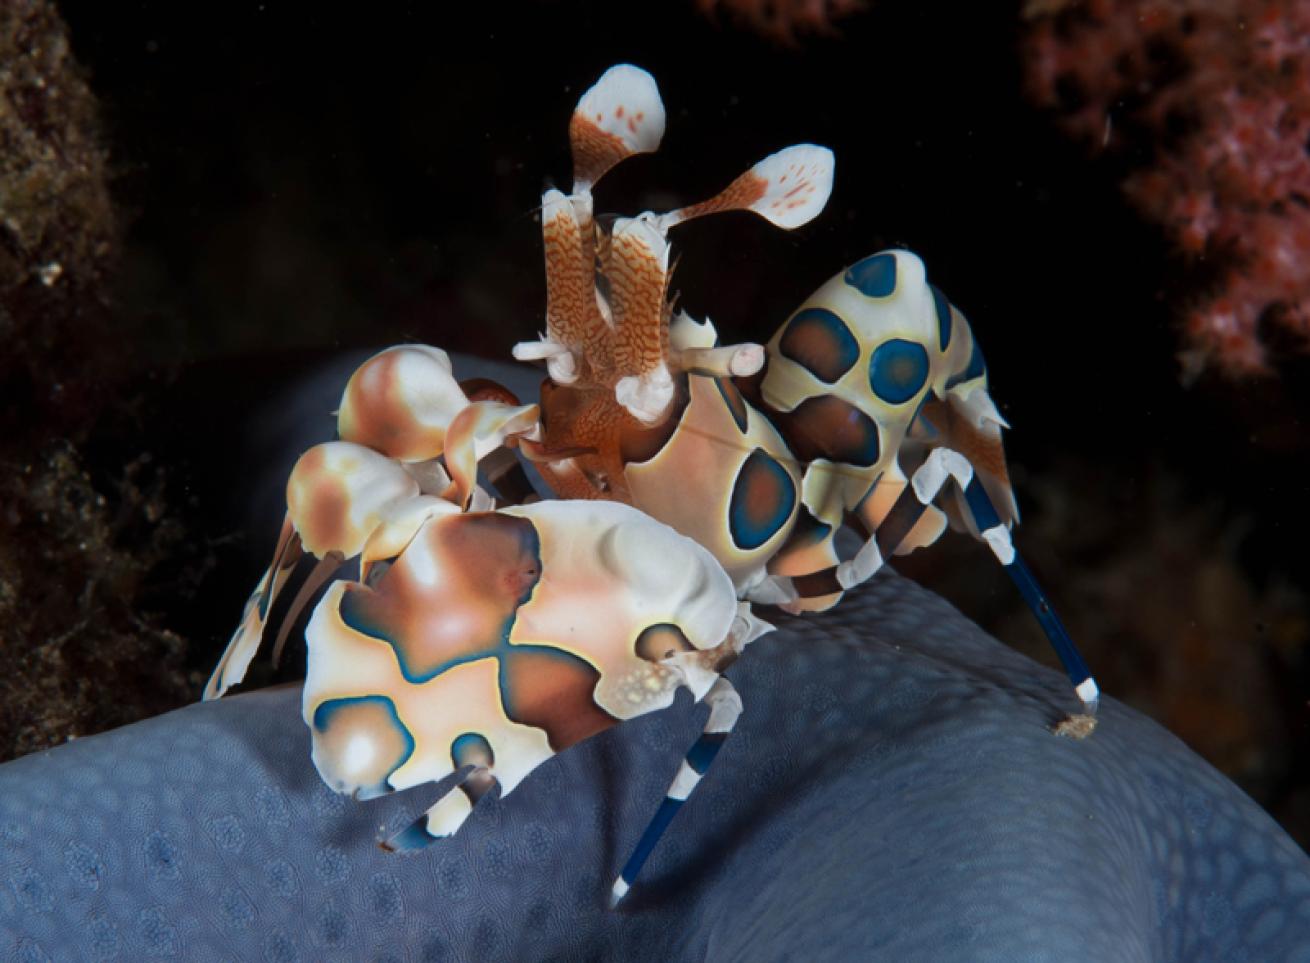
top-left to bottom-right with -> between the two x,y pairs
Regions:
748,448 -> 973,605
960,473 -> 1100,734
609,676 -> 743,908
383,735 -> 499,852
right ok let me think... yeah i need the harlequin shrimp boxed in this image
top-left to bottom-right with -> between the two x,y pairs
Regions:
204,63 -> 1099,909
514,65 -> 1097,716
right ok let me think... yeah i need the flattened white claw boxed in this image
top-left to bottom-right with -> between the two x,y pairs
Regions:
287,441 -> 420,559
337,345 -> 469,463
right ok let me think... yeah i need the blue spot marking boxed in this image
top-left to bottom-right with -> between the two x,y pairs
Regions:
778,307 -> 861,383
946,338 -> 986,389
686,733 -> 728,774
451,732 -> 493,767
388,819 -> 443,851
844,253 -> 898,297
930,284 -> 952,352
728,449 -> 797,551
869,339 -> 930,405
714,377 -> 749,433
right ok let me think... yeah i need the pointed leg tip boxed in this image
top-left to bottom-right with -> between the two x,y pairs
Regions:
608,877 -> 630,909
381,822 -> 445,853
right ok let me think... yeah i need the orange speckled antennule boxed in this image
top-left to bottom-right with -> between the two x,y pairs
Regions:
569,63 -> 666,192
516,65 -> 834,432
653,143 -> 835,233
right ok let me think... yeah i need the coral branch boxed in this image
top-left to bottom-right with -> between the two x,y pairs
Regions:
1023,0 -> 1310,376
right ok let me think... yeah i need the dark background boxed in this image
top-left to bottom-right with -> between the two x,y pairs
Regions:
16,0 -> 1307,843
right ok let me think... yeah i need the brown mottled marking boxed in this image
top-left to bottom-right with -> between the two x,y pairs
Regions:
773,395 -> 881,468
339,514 -> 541,680
920,399 -> 1010,483
292,447 -> 351,554
339,351 -> 427,459
459,378 -> 521,406
498,646 -> 618,751
778,312 -> 859,384
537,380 -> 645,502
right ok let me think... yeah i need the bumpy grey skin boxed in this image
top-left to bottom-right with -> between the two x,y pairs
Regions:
3,571 -> 1309,962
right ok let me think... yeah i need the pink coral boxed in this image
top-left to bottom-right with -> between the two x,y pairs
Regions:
696,0 -> 865,41
1024,0 -> 1310,377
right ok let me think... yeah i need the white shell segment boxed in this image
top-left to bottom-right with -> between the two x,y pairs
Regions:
337,344 -> 470,463
286,441 -> 420,559
624,374 -> 801,591
762,250 -> 940,417
758,249 -> 979,530
502,499 -> 739,717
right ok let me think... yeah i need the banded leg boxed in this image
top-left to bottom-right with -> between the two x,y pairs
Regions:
747,447 -> 971,605
204,515 -> 303,699
609,676 -> 743,907
383,734 -> 499,852
959,474 -> 1099,732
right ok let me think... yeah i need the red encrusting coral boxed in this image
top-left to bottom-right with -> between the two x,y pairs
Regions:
696,0 -> 865,41
1023,0 -> 1310,377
